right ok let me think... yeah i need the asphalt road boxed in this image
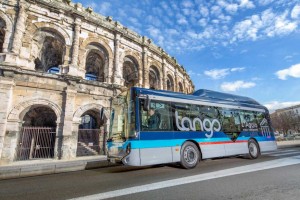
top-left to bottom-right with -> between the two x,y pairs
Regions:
0,146 -> 300,200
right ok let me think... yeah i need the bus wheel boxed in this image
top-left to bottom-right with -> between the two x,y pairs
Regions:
180,142 -> 200,169
248,139 -> 260,159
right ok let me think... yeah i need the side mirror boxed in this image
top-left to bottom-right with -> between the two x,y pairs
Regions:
143,95 -> 151,111
100,107 -> 105,120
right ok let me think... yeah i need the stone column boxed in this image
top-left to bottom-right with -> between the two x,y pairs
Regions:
142,47 -> 149,88
2,27 -> 12,53
174,69 -> 178,92
66,18 -> 82,77
162,58 -> 167,90
113,33 -> 122,85
60,87 -> 77,160
0,78 -> 15,164
11,0 -> 27,54
71,19 -> 81,66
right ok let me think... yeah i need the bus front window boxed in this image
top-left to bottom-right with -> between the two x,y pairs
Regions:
109,92 -> 136,140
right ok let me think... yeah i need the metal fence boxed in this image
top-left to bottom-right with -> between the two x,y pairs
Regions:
16,127 -> 56,161
76,129 -> 106,157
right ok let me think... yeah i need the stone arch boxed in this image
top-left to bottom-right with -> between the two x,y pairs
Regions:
149,65 -> 161,90
120,50 -> 142,87
28,22 -> 71,45
166,73 -> 175,91
80,37 -> 113,61
0,10 -> 13,52
178,81 -> 184,93
82,42 -> 110,82
79,38 -> 113,82
7,98 -> 62,123
122,55 -> 139,87
73,103 -> 109,123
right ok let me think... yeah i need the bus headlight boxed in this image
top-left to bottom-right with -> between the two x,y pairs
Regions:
126,143 -> 131,155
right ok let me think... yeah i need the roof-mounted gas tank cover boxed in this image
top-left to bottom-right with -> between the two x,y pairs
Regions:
193,89 -> 260,106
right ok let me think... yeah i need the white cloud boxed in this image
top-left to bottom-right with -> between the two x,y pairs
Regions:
221,80 -> 256,92
204,67 -> 246,79
275,63 -> 300,80
264,101 -> 300,113
204,69 -> 229,79
232,8 -> 298,43
291,4 -> 300,19
258,0 -> 274,6
231,67 -> 245,72
239,0 -> 255,9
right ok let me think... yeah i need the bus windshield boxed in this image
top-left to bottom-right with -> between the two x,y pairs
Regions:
109,91 -> 136,140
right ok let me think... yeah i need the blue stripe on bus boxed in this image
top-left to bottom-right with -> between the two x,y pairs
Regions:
126,136 -> 274,149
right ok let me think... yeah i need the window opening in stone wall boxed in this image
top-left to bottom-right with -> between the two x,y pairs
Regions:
167,75 -> 174,91
149,66 -> 160,90
34,36 -> 64,73
178,82 -> 184,93
16,106 -> 57,161
123,56 -> 138,88
0,18 -> 5,53
85,49 -> 105,81
77,110 -> 106,156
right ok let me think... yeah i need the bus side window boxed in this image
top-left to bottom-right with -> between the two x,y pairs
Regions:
172,103 -> 191,131
221,109 -> 241,140
240,110 -> 258,131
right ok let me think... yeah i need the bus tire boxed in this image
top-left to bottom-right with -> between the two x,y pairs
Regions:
180,142 -> 200,169
247,139 -> 260,159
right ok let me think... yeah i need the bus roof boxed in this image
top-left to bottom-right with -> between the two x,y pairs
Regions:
132,87 -> 267,111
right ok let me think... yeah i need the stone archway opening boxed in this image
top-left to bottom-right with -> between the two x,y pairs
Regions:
167,75 -> 174,91
149,66 -> 160,90
0,17 -> 6,53
77,109 -> 107,156
123,56 -> 138,88
16,106 -> 57,161
33,29 -> 65,73
84,43 -> 108,82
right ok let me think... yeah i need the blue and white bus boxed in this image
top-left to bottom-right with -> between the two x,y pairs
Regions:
107,87 -> 277,169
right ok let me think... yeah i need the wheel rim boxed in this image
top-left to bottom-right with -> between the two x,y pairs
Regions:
183,146 -> 198,165
249,142 -> 258,157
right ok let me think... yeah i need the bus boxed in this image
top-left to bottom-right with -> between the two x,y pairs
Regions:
106,87 -> 277,169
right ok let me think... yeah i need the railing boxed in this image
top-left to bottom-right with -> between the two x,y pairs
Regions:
16,127 -> 56,161
76,129 -> 107,157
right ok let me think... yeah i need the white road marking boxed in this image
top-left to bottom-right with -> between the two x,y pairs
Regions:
269,151 -> 300,157
262,149 -> 298,155
70,155 -> 300,200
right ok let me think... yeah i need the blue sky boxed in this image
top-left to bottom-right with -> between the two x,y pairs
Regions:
74,0 -> 300,112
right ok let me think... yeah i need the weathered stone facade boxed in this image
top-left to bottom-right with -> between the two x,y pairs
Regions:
0,0 -> 194,164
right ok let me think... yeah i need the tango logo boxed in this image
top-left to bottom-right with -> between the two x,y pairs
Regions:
175,111 -> 221,138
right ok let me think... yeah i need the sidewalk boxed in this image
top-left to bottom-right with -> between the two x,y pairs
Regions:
1,140 -> 300,180
0,155 -> 112,180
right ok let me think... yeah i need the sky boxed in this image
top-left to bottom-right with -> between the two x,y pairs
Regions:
74,0 -> 300,112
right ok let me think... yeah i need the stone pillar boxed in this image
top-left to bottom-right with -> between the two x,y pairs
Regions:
162,58 -> 167,90
2,27 -> 12,53
174,69 -> 178,92
113,33 -> 123,85
66,18 -> 82,77
0,78 -> 15,164
71,19 -> 81,66
11,0 -> 27,54
142,47 -> 149,88
60,87 -> 77,160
